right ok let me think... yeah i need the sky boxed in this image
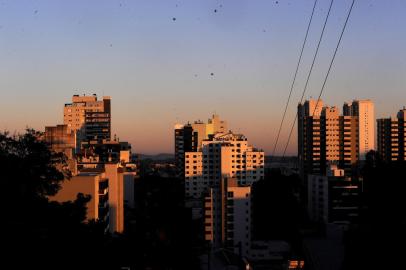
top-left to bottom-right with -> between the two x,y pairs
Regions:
0,0 -> 405,155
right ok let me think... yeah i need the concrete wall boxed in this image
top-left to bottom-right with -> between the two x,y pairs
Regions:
50,174 -> 99,221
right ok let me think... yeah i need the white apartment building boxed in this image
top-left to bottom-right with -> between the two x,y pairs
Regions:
175,114 -> 227,177
185,132 -> 264,199
204,179 -> 252,257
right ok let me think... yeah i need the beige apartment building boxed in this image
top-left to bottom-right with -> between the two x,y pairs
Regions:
377,108 -> 406,162
343,100 -> 375,160
50,171 -> 110,233
63,94 -> 111,144
51,160 -> 136,234
45,94 -> 138,234
76,148 -> 138,233
298,99 -> 372,177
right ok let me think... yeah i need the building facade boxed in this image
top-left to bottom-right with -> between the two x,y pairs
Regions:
50,172 -> 110,233
185,132 -> 264,199
63,94 -> 111,144
174,114 -> 228,178
44,124 -> 76,158
48,94 -> 138,234
204,179 -> 252,257
377,108 -> 406,162
298,99 -> 370,178
307,165 -> 360,225
343,100 -> 375,160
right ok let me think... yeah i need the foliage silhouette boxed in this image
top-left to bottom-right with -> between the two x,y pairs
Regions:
343,151 -> 406,269
1,130 -> 107,269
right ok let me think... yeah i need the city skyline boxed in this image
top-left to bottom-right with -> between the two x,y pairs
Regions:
1,0 -> 405,155
2,2 -> 405,269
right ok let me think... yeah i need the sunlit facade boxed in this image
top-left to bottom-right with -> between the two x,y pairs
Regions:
63,94 -> 111,144
47,94 -> 138,234
185,131 -> 264,199
298,99 -> 370,178
343,99 -> 375,160
204,179 -> 252,257
174,114 -> 227,178
50,171 -> 110,233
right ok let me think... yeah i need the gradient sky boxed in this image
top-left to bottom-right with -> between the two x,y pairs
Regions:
0,0 -> 405,155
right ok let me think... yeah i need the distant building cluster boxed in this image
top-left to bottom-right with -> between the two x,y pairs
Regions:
298,100 -> 406,269
298,99 -> 374,178
44,94 -> 139,234
37,93 -> 405,268
298,99 -> 406,227
175,115 -> 284,262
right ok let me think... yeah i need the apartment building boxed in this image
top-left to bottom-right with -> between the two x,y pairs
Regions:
50,171 -> 110,233
377,108 -> 406,162
308,165 -> 360,225
185,132 -> 264,199
298,99 -> 372,178
63,94 -> 111,144
343,100 -> 375,160
174,114 -> 228,177
204,179 -> 252,257
48,94 -> 138,234
76,142 -> 138,233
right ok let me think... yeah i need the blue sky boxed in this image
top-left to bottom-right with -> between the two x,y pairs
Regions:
0,0 -> 405,154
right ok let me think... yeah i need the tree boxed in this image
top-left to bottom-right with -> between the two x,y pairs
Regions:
252,169 -> 302,254
1,130 -> 105,269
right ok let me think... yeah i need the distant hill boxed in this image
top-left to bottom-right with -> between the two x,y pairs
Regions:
138,153 -> 174,161
265,156 -> 298,163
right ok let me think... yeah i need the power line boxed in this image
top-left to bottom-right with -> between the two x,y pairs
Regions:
282,0 -> 356,158
281,0 -> 335,158
312,0 -> 356,117
271,0 -> 318,160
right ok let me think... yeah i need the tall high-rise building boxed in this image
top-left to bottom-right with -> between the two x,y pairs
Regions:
339,115 -> 359,174
204,179 -> 252,257
344,100 -> 375,160
298,99 -> 364,178
175,124 -> 196,178
377,108 -> 406,162
178,116 -> 265,259
63,94 -> 111,144
184,131 -> 264,199
174,114 -> 228,178
49,94 -> 138,234
298,100 -> 341,176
